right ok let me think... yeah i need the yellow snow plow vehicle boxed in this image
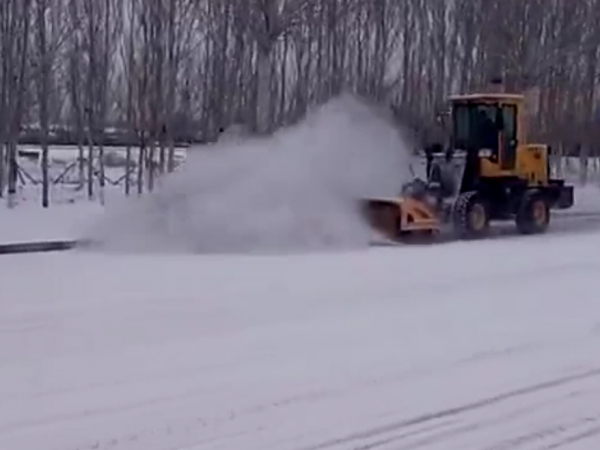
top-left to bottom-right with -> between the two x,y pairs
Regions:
364,82 -> 574,241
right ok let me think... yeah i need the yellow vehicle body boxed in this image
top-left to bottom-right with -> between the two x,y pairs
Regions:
479,143 -> 549,184
450,93 -> 549,185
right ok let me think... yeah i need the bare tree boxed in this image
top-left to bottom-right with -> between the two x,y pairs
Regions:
32,0 -> 70,206
4,0 -> 31,207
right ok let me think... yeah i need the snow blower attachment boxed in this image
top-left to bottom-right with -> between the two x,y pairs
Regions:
363,151 -> 466,241
364,81 -> 574,243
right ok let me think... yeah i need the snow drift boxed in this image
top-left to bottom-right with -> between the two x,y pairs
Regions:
86,95 -> 417,253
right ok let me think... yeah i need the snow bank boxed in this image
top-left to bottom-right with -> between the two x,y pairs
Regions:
572,183 -> 600,214
0,202 -> 103,244
86,95 -> 416,253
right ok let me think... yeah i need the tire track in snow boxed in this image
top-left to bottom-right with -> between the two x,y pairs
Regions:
12,341 -> 589,450
294,367 -> 600,450
28,386 -> 345,450
482,418 -> 600,450
3,340 -> 545,450
314,399 -> 600,450
353,398 -> 584,450
348,402 -> 600,450
0,315 -> 56,335
540,424 -> 600,449
43,364 -> 600,450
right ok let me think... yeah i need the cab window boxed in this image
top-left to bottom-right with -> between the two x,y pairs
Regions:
452,102 -> 500,151
501,104 -> 517,142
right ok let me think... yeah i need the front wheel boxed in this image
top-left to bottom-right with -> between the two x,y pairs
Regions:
452,191 -> 490,239
516,191 -> 550,234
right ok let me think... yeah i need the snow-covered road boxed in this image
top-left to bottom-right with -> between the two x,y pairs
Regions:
2,229 -> 600,449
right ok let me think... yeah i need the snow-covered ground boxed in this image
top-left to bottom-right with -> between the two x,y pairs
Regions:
2,230 -> 600,449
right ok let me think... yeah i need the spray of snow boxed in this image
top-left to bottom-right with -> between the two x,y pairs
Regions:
86,94 -> 417,254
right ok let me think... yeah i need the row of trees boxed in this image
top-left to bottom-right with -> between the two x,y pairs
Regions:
1,0 -> 600,205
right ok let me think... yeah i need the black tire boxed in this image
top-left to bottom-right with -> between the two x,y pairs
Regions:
516,191 -> 550,234
452,191 -> 490,239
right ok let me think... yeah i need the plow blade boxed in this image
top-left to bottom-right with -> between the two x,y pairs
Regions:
362,197 -> 441,243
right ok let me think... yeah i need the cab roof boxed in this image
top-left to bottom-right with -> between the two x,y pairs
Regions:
449,93 -> 524,103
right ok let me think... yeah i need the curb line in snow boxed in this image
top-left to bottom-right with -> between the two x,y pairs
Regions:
0,212 -> 598,256
0,240 -> 80,255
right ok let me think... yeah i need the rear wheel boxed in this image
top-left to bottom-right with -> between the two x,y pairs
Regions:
452,191 -> 490,239
516,191 -> 550,234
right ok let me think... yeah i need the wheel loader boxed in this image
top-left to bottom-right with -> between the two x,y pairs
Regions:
364,84 -> 574,242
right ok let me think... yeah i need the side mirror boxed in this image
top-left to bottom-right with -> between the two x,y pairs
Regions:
435,106 -> 450,125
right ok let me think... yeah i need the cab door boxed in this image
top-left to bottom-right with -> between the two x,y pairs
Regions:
500,104 -> 518,170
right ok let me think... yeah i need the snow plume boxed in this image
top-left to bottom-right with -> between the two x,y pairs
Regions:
86,94 -> 417,254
